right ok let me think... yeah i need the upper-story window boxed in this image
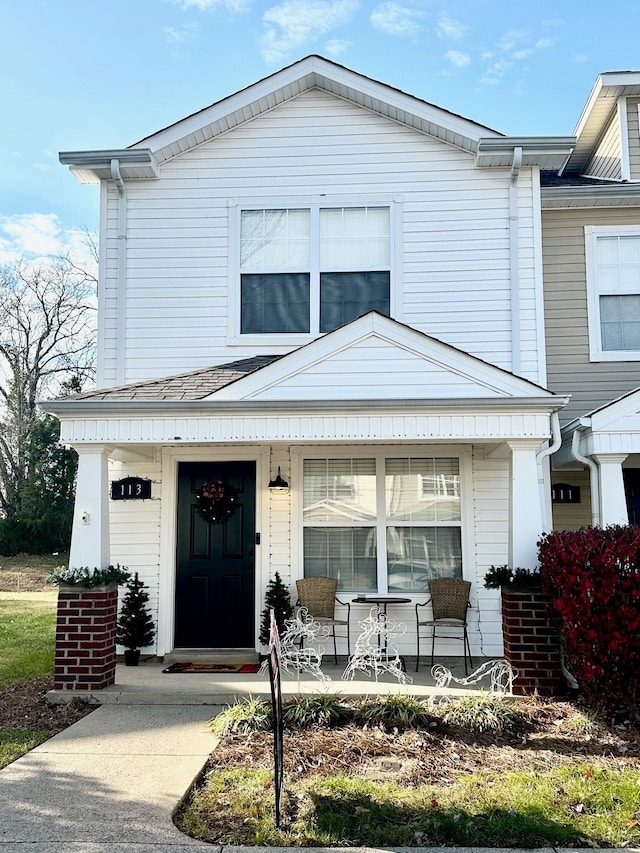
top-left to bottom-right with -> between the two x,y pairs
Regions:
239,205 -> 391,336
585,225 -> 640,361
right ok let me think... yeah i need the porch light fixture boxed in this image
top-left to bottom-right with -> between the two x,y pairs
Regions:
268,466 -> 289,492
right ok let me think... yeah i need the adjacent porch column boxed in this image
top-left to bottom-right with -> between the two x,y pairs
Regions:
593,453 -> 629,526
69,445 -> 112,569
508,440 -> 544,569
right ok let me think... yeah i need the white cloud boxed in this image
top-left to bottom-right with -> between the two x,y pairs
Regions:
0,214 -> 97,274
497,29 -> 527,52
437,13 -> 467,41
324,38 -> 350,56
479,28 -> 557,85
176,0 -> 249,11
370,2 -> 423,37
445,50 -> 470,68
260,0 -> 357,64
165,23 -> 198,44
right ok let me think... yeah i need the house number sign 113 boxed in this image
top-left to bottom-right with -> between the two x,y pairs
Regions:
110,477 -> 152,501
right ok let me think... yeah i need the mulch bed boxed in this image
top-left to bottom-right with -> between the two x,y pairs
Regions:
0,674 -> 94,733
207,699 -> 640,785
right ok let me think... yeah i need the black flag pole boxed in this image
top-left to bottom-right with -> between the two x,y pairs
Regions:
267,608 -> 284,827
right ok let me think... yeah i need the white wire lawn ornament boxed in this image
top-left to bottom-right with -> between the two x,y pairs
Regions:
430,659 -> 517,695
342,607 -> 413,685
260,607 -> 331,683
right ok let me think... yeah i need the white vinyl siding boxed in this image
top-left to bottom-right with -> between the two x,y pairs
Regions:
584,111 -> 622,181
109,459 -> 162,653
98,89 -> 541,387
542,207 -> 640,425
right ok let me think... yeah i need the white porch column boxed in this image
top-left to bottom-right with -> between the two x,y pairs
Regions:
508,440 -> 544,569
593,453 -> 629,526
68,445 -> 112,569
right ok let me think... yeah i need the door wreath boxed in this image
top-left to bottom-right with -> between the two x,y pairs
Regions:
196,479 -> 238,524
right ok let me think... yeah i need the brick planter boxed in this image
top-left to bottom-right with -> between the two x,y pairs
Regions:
501,588 -> 563,696
54,584 -> 119,691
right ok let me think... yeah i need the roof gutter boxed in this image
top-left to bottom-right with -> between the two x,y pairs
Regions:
111,158 -> 127,385
571,418 -> 600,526
42,394 -> 571,418
535,411 -> 562,532
509,146 -> 523,375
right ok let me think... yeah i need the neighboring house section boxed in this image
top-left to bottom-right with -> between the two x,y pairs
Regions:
49,55 -> 577,662
542,71 -> 640,531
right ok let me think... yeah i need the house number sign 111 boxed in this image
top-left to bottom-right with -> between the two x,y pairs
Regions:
110,477 -> 152,501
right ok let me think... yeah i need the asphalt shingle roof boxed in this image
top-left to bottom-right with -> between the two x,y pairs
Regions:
67,356 -> 283,402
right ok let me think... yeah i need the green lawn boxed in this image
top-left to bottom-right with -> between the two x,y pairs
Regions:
0,594 -> 57,767
0,596 -> 57,688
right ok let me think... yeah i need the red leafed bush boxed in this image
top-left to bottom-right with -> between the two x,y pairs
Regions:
538,525 -> 640,708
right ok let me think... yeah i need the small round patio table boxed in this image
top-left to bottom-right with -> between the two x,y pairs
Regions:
352,596 -> 412,670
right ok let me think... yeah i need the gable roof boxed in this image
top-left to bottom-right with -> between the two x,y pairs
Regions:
206,312 -> 557,404
60,55 -> 574,183
44,313 -> 568,417
562,70 -> 640,175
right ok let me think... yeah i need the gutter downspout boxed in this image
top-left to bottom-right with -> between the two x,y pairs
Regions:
571,420 -> 600,526
509,146 -> 523,375
111,158 -> 127,385
536,411 -> 561,531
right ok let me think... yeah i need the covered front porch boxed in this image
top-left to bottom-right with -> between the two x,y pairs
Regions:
46,653 -> 502,705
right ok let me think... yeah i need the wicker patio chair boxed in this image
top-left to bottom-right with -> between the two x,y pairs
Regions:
415,577 -> 472,674
295,577 -> 351,664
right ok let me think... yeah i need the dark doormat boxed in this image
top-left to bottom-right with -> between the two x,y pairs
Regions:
162,662 -> 261,674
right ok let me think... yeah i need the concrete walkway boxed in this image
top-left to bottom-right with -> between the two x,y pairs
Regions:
0,704 -> 216,850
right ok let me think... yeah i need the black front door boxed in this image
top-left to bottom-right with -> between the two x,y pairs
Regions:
624,469 -> 640,525
175,461 -> 256,648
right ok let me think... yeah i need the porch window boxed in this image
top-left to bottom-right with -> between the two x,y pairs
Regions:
585,226 -> 640,361
302,456 -> 462,592
240,206 -> 391,336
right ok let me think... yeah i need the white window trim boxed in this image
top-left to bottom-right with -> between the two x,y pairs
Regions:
585,223 -> 640,362
291,445 -> 473,598
226,196 -> 402,346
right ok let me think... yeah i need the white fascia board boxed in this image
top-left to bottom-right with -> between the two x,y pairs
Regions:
206,313 -> 557,402
129,55 -> 498,158
541,185 -> 640,208
58,149 -> 158,184
43,395 -> 568,419
475,137 -> 575,169
589,387 -> 640,432
574,72 -> 640,138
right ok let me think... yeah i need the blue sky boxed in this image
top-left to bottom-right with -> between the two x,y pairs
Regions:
1,0 -> 639,260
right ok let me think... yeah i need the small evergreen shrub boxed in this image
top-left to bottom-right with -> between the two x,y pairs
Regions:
439,695 -> 520,733
115,573 -> 156,651
353,694 -> 434,731
484,564 -> 540,591
209,697 -> 272,736
538,525 -> 640,709
259,572 -> 293,645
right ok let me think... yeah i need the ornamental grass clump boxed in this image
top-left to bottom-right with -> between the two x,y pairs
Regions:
439,695 -> 520,733
209,696 -> 272,736
538,524 -> 640,709
353,694 -> 434,731
282,694 -> 352,729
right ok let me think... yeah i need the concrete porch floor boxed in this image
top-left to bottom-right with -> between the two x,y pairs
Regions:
47,655 -> 506,705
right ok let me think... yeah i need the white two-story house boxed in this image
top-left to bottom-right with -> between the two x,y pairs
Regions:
48,56 -> 575,660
